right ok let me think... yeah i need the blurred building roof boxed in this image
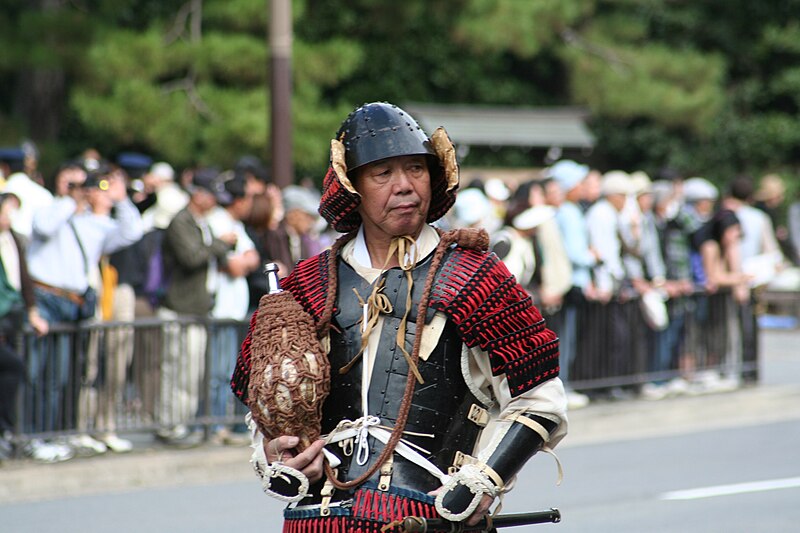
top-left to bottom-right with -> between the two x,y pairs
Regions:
404,103 -> 595,149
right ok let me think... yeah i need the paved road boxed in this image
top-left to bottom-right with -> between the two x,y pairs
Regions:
2,329 -> 799,532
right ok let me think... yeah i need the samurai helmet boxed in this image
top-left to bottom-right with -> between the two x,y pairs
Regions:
319,102 -> 459,233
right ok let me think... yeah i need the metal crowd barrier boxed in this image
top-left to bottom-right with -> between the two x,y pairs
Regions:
13,290 -> 759,441
15,317 -> 250,442
565,289 -> 759,392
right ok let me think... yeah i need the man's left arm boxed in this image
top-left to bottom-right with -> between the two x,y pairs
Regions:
435,344 -> 567,521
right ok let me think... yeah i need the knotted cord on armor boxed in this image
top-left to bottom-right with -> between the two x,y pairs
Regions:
337,235 -> 424,384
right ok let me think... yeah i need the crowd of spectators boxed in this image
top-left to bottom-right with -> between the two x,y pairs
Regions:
444,163 -> 796,408
0,146 -> 329,463
0,143 -> 797,465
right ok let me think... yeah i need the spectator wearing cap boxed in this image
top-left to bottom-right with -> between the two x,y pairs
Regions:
681,177 -> 719,288
25,160 -> 143,453
131,161 -> 189,316
96,162 -> 160,453
626,172 -> 667,291
626,173 -> 681,401
282,185 -> 325,265
206,171 -> 259,444
156,167 -> 237,445
483,178 -> 510,233
682,177 -> 718,226
1,148 -> 54,241
648,181 -> 696,397
584,171 -> 640,392
140,162 -> 189,232
116,152 -> 154,212
586,171 -> 632,299
235,155 -> 271,197
450,187 -> 492,229
543,160 -> 597,408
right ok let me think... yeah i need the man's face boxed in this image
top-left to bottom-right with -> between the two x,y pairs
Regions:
354,155 -> 431,240
606,192 -> 627,211
230,195 -> 254,221
57,167 -> 87,197
285,209 -> 315,235
543,180 -> 563,207
637,192 -> 654,213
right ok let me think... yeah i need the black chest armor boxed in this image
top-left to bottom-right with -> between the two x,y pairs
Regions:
310,252 -> 487,500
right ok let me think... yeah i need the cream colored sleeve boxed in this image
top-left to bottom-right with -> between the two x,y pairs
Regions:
467,344 -> 568,450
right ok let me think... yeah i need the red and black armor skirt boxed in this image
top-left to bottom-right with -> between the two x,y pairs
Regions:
282,485 -> 438,533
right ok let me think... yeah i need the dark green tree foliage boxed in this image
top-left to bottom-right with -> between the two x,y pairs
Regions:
2,0 -> 800,185
581,0 -> 800,181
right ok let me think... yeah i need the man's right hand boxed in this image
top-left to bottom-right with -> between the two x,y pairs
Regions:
264,435 -> 326,484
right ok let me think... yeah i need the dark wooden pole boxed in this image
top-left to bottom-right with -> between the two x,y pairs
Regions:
269,0 -> 293,187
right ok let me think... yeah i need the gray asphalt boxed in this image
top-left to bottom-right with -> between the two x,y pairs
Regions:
1,328 -> 799,532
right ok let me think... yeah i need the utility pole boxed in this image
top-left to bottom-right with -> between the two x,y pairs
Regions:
269,0 -> 293,187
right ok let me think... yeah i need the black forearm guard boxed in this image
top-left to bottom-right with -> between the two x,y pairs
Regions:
435,413 -> 557,521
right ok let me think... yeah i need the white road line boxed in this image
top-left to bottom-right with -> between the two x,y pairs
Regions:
661,476 -> 800,500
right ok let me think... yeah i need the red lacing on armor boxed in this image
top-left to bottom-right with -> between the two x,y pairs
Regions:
429,247 -> 560,396
281,250 -> 334,323
470,309 -> 545,348
351,488 -> 437,528
504,340 -> 560,395
282,488 -> 437,532
454,277 -> 518,332
319,166 -> 363,233
230,310 -> 260,402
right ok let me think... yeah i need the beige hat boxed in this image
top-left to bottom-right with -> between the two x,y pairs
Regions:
754,174 -> 786,202
150,162 -> 175,181
513,205 -> 555,231
683,177 -> 718,202
601,170 -> 633,196
145,183 -> 189,230
629,171 -> 653,196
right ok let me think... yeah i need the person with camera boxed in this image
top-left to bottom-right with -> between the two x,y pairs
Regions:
25,159 -> 143,454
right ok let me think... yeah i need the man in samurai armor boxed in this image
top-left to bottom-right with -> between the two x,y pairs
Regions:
232,102 -> 568,531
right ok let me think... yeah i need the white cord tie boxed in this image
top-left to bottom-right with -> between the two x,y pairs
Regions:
324,416 -> 450,484
356,415 -> 381,465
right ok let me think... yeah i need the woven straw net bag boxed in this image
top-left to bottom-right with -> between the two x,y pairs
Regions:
247,290 -> 331,450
